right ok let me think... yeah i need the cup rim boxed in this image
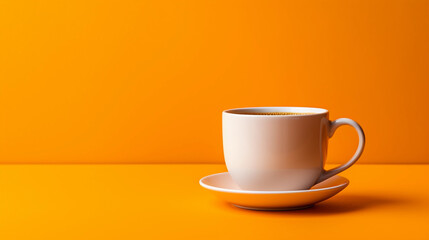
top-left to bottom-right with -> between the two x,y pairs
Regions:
223,106 -> 328,117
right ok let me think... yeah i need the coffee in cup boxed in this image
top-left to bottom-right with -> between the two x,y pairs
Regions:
223,107 -> 365,191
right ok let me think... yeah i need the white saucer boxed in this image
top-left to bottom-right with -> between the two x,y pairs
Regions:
199,172 -> 349,210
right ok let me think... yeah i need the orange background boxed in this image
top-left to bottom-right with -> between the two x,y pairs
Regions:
0,0 -> 428,164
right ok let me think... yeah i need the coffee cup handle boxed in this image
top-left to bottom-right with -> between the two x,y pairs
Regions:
316,118 -> 366,183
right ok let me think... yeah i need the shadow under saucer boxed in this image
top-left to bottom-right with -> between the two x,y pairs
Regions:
219,193 -> 412,215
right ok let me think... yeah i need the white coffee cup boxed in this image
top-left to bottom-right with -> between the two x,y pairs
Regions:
223,107 -> 365,191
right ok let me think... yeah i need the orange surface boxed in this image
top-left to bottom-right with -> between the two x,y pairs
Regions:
0,0 -> 428,163
0,164 -> 427,239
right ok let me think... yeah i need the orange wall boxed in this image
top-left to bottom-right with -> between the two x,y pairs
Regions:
0,0 -> 428,164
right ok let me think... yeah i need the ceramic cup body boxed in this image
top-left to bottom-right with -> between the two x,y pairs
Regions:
223,107 -> 365,191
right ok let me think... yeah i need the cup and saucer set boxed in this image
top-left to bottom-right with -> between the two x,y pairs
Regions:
200,107 -> 365,210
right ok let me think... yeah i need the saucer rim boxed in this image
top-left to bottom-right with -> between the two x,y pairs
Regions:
199,172 -> 349,194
